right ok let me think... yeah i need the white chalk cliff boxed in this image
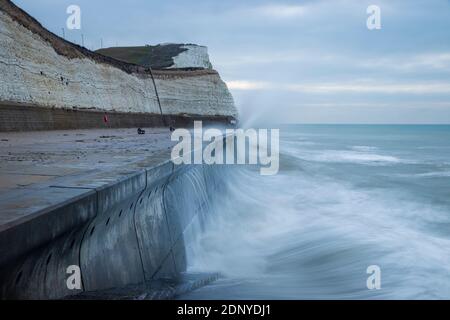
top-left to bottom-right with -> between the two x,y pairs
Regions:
168,44 -> 213,69
0,0 -> 237,119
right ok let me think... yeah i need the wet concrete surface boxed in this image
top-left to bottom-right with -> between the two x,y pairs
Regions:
0,127 -> 229,299
0,128 -> 175,193
65,272 -> 220,300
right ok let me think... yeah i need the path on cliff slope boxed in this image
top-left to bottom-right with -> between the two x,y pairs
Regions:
0,128 -> 175,193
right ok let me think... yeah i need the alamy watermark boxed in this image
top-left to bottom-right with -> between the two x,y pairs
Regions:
170,121 -> 280,176
66,5 -> 81,30
367,5 -> 381,30
66,265 -> 82,290
366,265 -> 381,290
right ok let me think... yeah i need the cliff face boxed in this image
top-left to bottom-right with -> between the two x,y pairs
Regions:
0,0 -> 237,130
168,44 -> 213,69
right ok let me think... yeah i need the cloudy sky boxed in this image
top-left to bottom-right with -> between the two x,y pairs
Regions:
13,0 -> 450,124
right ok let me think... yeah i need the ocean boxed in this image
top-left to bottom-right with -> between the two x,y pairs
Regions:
179,124 -> 450,300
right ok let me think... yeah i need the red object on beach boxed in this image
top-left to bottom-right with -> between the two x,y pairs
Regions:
103,114 -> 109,124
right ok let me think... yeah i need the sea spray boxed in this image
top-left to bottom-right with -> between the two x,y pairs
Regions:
180,125 -> 450,300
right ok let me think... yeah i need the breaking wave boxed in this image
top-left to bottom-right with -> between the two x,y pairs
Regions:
179,125 -> 450,300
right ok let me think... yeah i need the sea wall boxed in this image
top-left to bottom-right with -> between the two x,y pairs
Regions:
0,0 -> 237,131
0,135 -> 233,299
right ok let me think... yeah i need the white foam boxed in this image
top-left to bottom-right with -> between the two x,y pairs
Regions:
416,171 -> 450,178
285,149 -> 401,165
351,145 -> 378,152
185,165 -> 450,299
315,150 -> 401,164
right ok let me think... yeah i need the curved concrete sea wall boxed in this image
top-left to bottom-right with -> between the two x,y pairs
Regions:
0,154 -> 230,299
0,0 -> 237,131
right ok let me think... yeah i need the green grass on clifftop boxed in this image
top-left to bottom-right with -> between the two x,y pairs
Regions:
96,44 -> 188,69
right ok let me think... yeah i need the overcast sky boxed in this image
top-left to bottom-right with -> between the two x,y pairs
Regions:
13,0 -> 450,124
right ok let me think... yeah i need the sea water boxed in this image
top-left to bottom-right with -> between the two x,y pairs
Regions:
178,125 -> 450,300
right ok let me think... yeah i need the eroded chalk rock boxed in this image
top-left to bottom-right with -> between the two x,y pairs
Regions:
0,0 -> 237,121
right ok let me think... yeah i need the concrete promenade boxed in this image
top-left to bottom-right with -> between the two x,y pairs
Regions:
0,128 -> 199,299
0,128 -> 175,193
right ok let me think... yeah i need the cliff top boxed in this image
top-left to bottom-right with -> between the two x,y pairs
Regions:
97,44 -> 213,70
